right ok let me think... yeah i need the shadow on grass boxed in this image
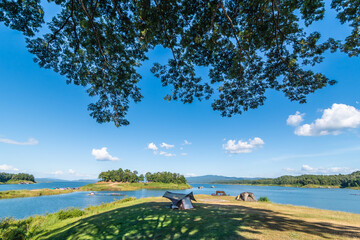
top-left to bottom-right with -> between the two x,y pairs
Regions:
36,202 -> 360,240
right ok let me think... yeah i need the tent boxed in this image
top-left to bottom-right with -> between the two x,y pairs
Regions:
163,191 -> 196,209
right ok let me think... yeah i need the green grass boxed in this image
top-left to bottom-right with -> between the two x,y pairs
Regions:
80,182 -> 192,191
0,189 -> 77,199
2,195 -> 360,240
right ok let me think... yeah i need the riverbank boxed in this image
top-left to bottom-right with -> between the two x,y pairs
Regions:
0,188 -> 78,199
212,183 -> 360,190
1,195 -> 360,239
80,182 -> 192,191
0,182 -> 191,200
0,180 -> 35,185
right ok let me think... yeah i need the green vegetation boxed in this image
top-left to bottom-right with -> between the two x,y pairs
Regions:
0,172 -> 35,184
56,208 -> 85,220
1,195 -> 360,239
81,182 -> 191,191
145,171 -> 187,184
98,168 -> 143,183
98,168 -> 187,184
214,171 -> 360,189
0,189 -> 78,200
258,196 -> 271,202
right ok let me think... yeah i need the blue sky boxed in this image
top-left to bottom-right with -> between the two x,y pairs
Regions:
0,4 -> 359,180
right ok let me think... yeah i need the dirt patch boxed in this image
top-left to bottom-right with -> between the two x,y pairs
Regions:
198,198 -> 231,203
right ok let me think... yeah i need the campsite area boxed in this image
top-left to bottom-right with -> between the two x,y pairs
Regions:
2,194 -> 360,240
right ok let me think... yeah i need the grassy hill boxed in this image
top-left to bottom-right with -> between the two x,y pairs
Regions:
1,195 -> 360,239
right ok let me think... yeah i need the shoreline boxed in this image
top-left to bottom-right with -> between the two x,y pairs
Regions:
0,182 -> 192,200
0,188 -> 79,199
80,182 -> 192,191
211,183 -> 360,190
0,180 -> 36,185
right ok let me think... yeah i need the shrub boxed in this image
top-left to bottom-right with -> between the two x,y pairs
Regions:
0,218 -> 29,240
118,197 -> 136,203
258,196 -> 270,202
56,208 -> 85,220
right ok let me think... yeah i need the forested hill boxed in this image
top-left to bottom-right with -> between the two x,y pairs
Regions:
0,172 -> 35,184
213,171 -> 360,188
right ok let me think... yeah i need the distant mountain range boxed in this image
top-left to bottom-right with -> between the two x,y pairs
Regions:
186,175 -> 261,184
35,178 -> 98,183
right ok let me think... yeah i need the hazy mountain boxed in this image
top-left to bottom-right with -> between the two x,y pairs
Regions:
35,178 -> 70,183
186,175 -> 260,184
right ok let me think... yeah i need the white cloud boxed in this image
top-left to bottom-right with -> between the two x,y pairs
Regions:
147,142 -> 158,151
287,111 -> 305,126
52,170 -> 64,175
300,164 -> 358,174
0,137 -> 38,145
68,169 -> 75,174
301,165 -> 313,171
223,137 -> 264,154
294,104 -> 360,136
283,167 -> 295,172
160,142 -> 175,149
181,153 -> 188,156
92,147 -> 119,161
185,173 -> 197,177
283,165 -> 358,175
159,151 -> 175,157
183,140 -> 192,145
0,164 -> 19,171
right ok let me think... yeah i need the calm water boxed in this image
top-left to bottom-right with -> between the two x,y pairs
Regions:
1,183 -> 360,219
0,181 -> 94,191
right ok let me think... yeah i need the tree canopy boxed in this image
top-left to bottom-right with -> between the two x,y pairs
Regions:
0,172 -> 35,183
1,0 -> 358,126
98,168 -> 187,184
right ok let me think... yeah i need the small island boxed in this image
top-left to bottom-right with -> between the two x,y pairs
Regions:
213,171 -> 360,189
0,172 -> 36,185
81,168 -> 192,191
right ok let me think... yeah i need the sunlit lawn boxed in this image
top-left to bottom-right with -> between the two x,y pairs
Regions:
28,195 -> 360,240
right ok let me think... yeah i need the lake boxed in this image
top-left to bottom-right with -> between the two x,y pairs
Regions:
1,182 -> 360,219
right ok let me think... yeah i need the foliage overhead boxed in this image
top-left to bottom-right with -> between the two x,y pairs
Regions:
1,0 -> 359,126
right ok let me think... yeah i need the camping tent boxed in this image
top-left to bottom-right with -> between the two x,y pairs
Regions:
163,191 -> 196,209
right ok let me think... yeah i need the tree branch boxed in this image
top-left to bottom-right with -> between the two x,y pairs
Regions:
153,0 -> 185,80
79,0 -> 110,66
